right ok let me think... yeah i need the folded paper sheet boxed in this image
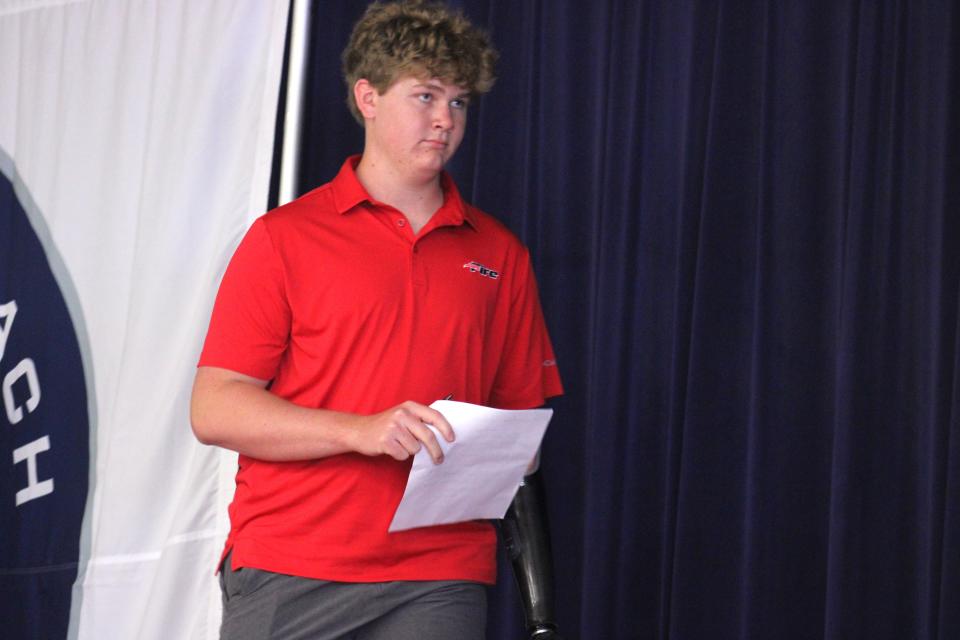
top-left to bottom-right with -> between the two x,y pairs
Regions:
388,400 -> 554,532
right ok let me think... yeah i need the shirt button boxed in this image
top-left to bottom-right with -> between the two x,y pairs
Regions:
396,219 -> 406,227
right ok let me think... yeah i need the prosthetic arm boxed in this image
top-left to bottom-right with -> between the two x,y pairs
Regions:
501,469 -> 564,639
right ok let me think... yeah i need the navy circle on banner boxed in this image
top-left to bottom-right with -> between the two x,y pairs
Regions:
1,167 -> 90,639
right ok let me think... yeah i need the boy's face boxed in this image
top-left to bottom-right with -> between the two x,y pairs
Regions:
362,75 -> 470,180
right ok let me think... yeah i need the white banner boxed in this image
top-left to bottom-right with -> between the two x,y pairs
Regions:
0,1 -> 289,638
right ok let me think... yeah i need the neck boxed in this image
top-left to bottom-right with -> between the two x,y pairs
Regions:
355,153 -> 445,234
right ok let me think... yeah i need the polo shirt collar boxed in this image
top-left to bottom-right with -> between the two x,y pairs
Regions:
331,155 -> 478,230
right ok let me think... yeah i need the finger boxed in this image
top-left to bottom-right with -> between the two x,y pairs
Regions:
382,437 -> 411,461
379,413 -> 420,459
392,426 -> 422,457
420,407 -> 455,443
397,402 -> 455,443
408,422 -> 445,464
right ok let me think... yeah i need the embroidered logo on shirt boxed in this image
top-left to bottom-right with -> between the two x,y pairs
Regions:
462,261 -> 500,280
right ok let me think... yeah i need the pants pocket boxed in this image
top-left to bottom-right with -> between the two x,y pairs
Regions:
220,551 -> 276,605
220,551 -> 248,604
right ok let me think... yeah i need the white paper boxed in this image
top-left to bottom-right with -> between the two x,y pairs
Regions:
388,400 -> 554,532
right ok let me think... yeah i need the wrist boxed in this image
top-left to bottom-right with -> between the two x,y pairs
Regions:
329,410 -> 363,454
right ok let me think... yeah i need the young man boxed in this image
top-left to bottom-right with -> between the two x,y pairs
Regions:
191,2 -> 562,638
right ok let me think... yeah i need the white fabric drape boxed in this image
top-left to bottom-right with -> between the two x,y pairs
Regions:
0,2 -> 289,638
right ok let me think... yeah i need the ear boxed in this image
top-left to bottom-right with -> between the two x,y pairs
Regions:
353,79 -> 378,120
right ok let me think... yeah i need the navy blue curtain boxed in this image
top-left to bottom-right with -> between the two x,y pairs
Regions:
290,2 -> 960,638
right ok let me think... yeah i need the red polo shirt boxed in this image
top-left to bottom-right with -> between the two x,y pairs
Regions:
199,156 -> 562,584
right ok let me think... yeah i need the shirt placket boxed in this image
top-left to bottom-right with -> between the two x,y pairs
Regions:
410,236 -> 427,287
368,205 -> 426,288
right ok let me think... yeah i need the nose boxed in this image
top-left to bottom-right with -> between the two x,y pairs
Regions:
433,103 -> 453,131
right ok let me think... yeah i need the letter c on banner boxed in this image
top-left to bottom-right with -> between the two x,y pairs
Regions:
4,358 -> 41,425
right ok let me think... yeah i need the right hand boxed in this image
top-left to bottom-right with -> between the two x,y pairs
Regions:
349,401 -> 454,464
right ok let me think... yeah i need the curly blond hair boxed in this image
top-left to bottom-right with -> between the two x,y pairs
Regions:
341,1 -> 498,124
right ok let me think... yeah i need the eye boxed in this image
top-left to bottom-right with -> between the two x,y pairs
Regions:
450,98 -> 468,110
418,93 -> 433,103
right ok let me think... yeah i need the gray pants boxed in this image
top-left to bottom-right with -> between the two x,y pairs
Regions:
219,554 -> 487,640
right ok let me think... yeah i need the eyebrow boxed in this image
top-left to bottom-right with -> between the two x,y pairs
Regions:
412,82 -> 470,101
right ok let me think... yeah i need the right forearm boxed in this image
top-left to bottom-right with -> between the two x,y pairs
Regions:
190,368 -> 360,461
190,366 -> 454,464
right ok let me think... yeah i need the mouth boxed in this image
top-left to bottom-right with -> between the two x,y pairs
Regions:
422,139 -> 448,149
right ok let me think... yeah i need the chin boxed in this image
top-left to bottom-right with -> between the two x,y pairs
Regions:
414,156 -> 448,174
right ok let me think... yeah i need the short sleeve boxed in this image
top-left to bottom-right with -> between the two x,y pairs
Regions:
198,218 -> 291,380
488,248 -> 563,409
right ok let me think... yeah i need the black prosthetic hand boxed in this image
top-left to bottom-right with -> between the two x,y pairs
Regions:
501,470 -> 564,639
